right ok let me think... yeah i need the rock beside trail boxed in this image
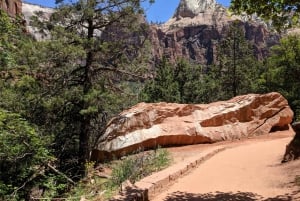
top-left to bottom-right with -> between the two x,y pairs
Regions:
92,92 -> 293,161
282,122 -> 300,163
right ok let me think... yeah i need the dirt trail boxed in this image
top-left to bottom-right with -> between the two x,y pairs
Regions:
153,136 -> 300,201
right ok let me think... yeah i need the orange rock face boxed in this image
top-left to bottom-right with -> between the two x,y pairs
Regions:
92,92 -> 293,161
0,0 -> 22,17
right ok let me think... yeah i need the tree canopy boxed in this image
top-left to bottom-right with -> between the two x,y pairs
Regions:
0,109 -> 52,200
263,35 -> 300,120
27,0 -> 154,177
230,0 -> 300,30
0,0 -> 153,199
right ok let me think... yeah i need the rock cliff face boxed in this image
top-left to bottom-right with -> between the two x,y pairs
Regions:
150,0 -> 279,65
0,0 -> 22,17
21,1 -> 279,64
92,92 -> 293,161
22,3 -> 54,40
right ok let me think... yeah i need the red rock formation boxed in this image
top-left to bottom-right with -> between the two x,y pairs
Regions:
149,0 -> 279,65
20,0 -> 279,64
0,0 -> 22,17
92,92 -> 293,161
150,20 -> 279,65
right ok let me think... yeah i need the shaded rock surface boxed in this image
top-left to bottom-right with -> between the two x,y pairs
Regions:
150,21 -> 279,65
282,122 -> 300,163
92,92 -> 293,161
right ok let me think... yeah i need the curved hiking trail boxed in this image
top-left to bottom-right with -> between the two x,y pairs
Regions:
153,133 -> 300,201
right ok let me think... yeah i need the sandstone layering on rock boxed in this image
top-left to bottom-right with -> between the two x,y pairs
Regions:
92,92 -> 293,161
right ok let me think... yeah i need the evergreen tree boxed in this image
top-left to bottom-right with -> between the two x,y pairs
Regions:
26,0 -> 153,176
140,23 -> 261,105
264,35 -> 300,120
174,59 -> 208,103
141,58 -> 213,104
211,21 -> 260,100
0,11 -> 54,199
140,58 -> 180,102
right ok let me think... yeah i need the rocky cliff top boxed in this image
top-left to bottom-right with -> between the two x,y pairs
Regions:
174,0 -> 217,18
22,2 -> 54,23
162,0 -> 268,32
149,0 -> 279,65
163,0 -> 233,31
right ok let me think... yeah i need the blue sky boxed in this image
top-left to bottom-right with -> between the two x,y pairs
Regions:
24,0 -> 231,22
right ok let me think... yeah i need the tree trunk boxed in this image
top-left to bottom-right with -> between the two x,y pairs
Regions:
79,18 -> 94,176
232,32 -> 237,97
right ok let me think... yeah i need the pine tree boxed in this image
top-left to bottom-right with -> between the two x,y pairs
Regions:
212,21 -> 259,100
264,35 -> 300,120
26,0 -> 153,176
140,58 -> 180,102
174,59 -> 208,103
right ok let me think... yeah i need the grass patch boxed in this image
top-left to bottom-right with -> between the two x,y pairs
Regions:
110,147 -> 171,187
63,147 -> 172,200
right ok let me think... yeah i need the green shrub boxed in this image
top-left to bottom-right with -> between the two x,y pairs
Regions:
110,147 -> 171,187
0,109 -> 52,200
59,148 -> 171,200
152,148 -> 171,170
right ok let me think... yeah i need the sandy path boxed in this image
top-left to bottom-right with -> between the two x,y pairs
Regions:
153,137 -> 300,201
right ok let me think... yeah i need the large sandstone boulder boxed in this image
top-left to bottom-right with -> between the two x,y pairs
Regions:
92,92 -> 293,161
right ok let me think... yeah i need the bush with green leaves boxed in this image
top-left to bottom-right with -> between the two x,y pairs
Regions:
0,109 -> 52,200
110,148 -> 171,187
60,148 -> 171,200
230,0 -> 300,30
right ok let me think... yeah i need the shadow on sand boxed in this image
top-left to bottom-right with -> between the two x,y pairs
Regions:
162,191 -> 298,201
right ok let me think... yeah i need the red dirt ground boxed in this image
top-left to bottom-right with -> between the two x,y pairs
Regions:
153,130 -> 300,201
